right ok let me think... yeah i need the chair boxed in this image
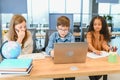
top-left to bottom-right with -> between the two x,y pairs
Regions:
42,29 -> 57,51
28,28 -> 37,53
80,27 -> 88,42
109,27 -> 116,39
103,75 -> 107,80
30,24 -> 38,28
73,25 -> 81,42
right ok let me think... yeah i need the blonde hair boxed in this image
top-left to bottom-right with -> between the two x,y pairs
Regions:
8,14 -> 28,48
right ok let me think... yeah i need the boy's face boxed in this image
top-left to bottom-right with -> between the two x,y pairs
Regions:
57,25 -> 69,38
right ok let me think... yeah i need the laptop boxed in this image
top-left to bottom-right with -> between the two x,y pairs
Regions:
53,42 -> 88,64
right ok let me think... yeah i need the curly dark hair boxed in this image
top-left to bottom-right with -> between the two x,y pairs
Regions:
88,15 -> 111,42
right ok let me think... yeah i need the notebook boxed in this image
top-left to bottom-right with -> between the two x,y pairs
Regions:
0,58 -> 32,72
53,42 -> 88,64
0,65 -> 32,75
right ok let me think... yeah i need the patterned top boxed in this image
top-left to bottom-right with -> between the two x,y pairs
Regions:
86,31 -> 109,52
45,32 -> 75,55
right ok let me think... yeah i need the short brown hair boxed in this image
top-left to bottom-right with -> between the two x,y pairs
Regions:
57,16 -> 70,27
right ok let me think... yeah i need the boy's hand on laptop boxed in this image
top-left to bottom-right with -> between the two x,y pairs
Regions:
50,50 -> 54,57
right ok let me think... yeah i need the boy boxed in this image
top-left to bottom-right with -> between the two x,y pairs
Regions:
45,16 -> 75,80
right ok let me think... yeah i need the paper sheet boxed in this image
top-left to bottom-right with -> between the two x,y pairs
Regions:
18,53 -> 45,59
87,51 -> 109,59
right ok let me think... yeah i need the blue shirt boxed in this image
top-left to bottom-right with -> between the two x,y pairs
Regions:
45,32 -> 75,55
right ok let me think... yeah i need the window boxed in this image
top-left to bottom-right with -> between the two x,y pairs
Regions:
66,0 -> 81,13
49,0 -> 65,13
98,3 -> 120,28
28,0 -> 49,25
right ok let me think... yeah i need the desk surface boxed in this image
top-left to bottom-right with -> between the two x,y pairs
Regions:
30,56 -> 120,78
1,56 -> 120,79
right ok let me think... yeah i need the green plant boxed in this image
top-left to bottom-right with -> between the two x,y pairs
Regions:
103,15 -> 113,21
103,15 -> 113,31
107,15 -> 112,21
103,15 -> 107,20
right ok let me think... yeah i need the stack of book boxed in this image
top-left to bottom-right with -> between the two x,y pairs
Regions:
0,58 -> 33,75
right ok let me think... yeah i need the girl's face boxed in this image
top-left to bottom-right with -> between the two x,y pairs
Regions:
57,25 -> 69,38
14,21 -> 26,32
93,19 -> 102,32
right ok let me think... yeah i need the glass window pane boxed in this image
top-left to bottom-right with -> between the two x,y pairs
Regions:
30,0 -> 49,24
1,14 -> 27,28
82,14 -> 90,26
74,14 -> 80,22
111,4 -> 120,14
82,0 -> 90,26
112,14 -> 120,28
111,4 -> 120,28
1,14 -> 13,27
98,3 -> 110,14
66,0 -> 81,13
49,0 -> 65,13
83,0 -> 90,13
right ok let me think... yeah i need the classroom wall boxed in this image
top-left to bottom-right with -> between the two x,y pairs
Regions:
0,0 -> 27,13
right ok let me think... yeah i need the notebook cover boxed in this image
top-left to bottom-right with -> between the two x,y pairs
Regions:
0,58 -> 32,72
